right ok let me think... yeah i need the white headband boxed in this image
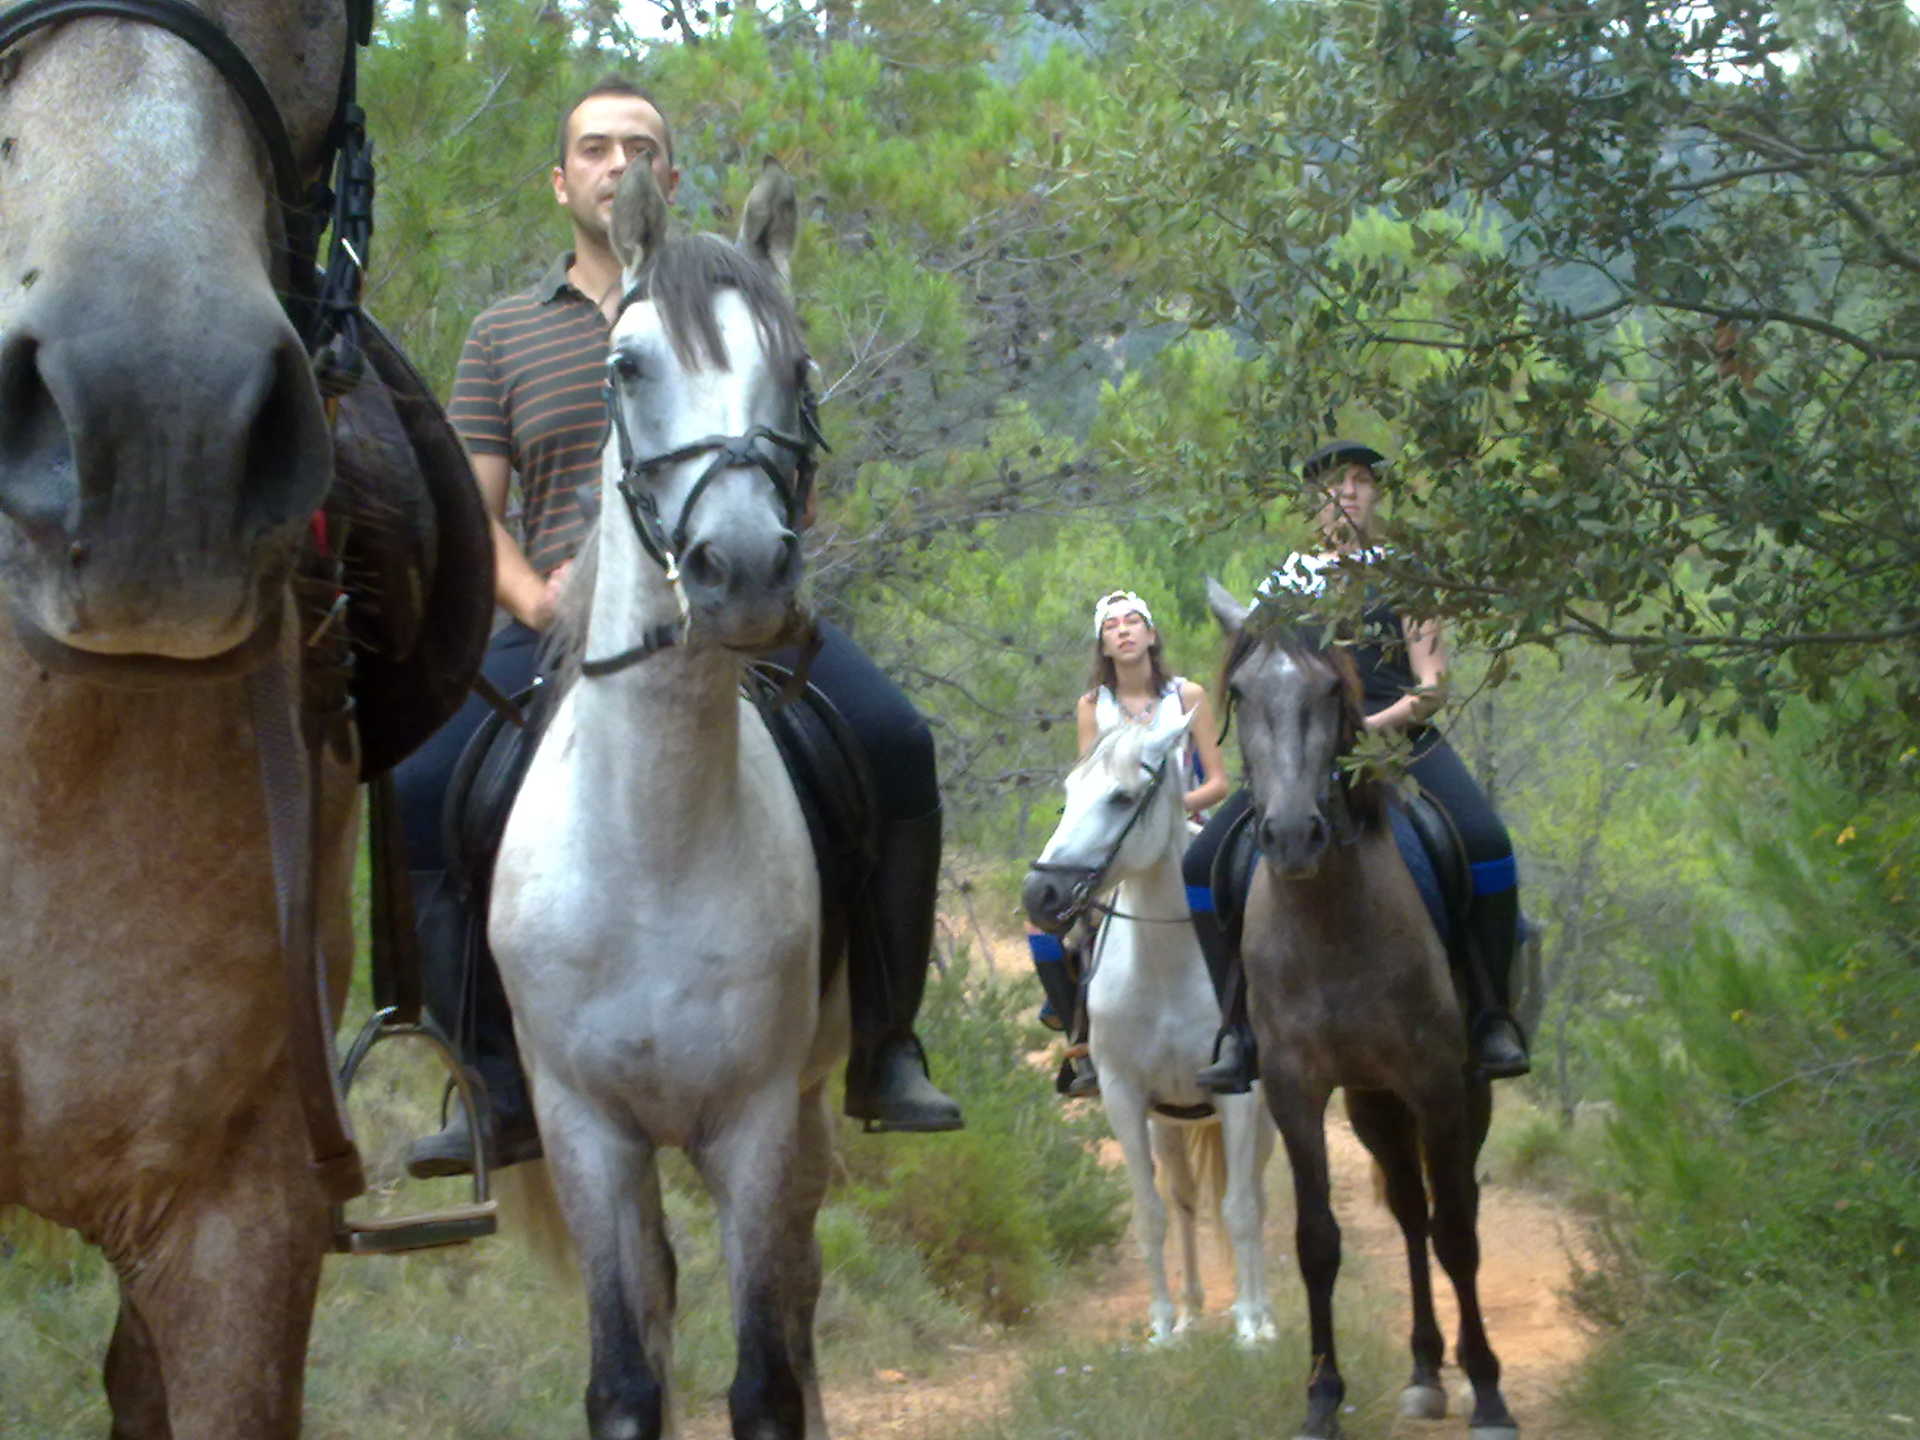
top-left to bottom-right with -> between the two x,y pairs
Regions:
1092,590 -> 1154,638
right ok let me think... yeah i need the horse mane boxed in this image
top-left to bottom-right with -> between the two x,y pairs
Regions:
1218,623 -> 1388,830
539,524 -> 601,697
1072,720 -> 1150,785
635,230 -> 806,375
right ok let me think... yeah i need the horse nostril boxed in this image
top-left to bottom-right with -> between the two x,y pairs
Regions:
770,531 -> 800,589
682,539 -> 728,592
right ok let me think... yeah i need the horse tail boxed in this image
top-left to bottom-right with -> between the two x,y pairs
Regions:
494,1161 -> 579,1284
1187,1119 -> 1229,1232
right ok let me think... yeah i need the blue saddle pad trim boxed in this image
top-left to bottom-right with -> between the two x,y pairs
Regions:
1389,806 -> 1453,949
1186,883 -> 1214,914
1472,854 -> 1518,895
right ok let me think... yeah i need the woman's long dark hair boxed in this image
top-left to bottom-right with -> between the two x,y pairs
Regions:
1086,638 -> 1173,702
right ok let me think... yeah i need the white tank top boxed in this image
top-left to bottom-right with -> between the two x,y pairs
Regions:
1094,676 -> 1189,735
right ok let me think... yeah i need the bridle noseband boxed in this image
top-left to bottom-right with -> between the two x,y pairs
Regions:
1029,750 -> 1180,926
583,339 -> 828,679
0,0 -> 375,373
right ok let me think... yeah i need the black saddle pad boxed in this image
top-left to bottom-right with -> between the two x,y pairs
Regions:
324,314 -> 494,778
743,660 -> 878,919
439,661 -> 872,998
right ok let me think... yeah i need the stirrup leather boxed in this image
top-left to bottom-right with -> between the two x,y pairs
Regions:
330,1006 -> 500,1254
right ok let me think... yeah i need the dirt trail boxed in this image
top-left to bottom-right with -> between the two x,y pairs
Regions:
686,1103 -> 1598,1439
685,922 -> 1598,1436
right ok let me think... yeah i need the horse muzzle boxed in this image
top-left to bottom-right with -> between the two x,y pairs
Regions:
1256,807 -> 1331,876
0,288 -> 331,661
1021,865 -> 1092,935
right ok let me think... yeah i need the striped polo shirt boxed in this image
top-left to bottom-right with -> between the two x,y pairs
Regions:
447,254 -> 612,576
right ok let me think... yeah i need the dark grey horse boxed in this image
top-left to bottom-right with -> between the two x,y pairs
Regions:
1208,579 -> 1518,1440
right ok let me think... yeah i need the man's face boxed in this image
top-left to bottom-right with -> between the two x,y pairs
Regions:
552,94 -> 680,244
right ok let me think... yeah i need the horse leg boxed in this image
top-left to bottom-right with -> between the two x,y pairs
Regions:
1266,1080 -> 1345,1440
1345,1089 -> 1446,1419
112,1090 -> 329,1438
1149,1119 -> 1203,1334
1218,1091 -> 1278,1345
541,1102 -> 677,1440
1102,1079 -> 1176,1344
103,1290 -> 171,1439
786,1080 -> 835,1439
700,1089 -> 822,1440
1424,1091 -> 1519,1440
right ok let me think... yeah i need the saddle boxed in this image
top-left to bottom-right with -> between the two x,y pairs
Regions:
441,656 -> 874,998
1209,788 -> 1471,953
317,313 -> 495,778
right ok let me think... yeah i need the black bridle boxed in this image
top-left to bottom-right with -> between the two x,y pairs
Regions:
1028,750 -> 1181,926
581,347 -> 828,679
0,0 -> 375,375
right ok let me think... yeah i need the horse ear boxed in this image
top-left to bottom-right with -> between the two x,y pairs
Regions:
611,161 -> 670,280
738,157 -> 798,283
1206,576 -> 1247,636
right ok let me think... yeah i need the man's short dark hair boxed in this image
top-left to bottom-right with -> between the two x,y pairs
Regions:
556,75 -> 673,168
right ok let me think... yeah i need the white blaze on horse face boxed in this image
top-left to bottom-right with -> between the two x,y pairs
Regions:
1238,644 -> 1342,826
605,287 -> 798,643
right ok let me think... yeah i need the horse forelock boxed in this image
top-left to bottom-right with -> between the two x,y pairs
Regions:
629,232 -> 805,376
1070,719 -> 1153,788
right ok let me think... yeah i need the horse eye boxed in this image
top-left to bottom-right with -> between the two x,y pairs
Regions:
1109,791 -> 1135,807
612,352 -> 644,381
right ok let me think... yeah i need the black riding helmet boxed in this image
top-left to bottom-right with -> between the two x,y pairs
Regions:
1301,440 -> 1385,481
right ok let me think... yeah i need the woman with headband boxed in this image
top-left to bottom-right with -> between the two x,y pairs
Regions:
1027,589 -> 1230,1093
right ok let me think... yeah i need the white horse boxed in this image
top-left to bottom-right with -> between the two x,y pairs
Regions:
488,159 -> 844,1440
1023,709 -> 1279,1346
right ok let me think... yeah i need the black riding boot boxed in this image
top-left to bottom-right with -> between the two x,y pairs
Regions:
1461,888 -> 1530,1081
1192,905 -> 1257,1094
844,809 -> 964,1132
1063,961 -> 1100,1097
405,869 -> 543,1178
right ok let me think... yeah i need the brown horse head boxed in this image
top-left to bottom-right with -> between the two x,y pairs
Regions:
0,0 -> 348,667
1209,576 -> 1380,873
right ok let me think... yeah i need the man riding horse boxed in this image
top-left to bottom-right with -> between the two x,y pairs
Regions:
394,76 -> 963,1177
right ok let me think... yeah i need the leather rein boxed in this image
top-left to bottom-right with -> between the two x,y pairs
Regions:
0,0 -> 379,1206
582,327 -> 829,679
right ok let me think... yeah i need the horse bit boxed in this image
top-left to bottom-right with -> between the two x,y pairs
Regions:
582,316 -> 829,678
1028,751 -> 1187,926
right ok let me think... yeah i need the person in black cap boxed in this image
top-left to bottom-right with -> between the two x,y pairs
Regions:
1183,441 -> 1531,1091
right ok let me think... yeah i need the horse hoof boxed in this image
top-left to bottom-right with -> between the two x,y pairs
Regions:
1397,1384 -> 1446,1419
1234,1317 -> 1279,1348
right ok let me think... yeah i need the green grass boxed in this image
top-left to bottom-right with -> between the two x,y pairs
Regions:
951,1313 -> 1406,1440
